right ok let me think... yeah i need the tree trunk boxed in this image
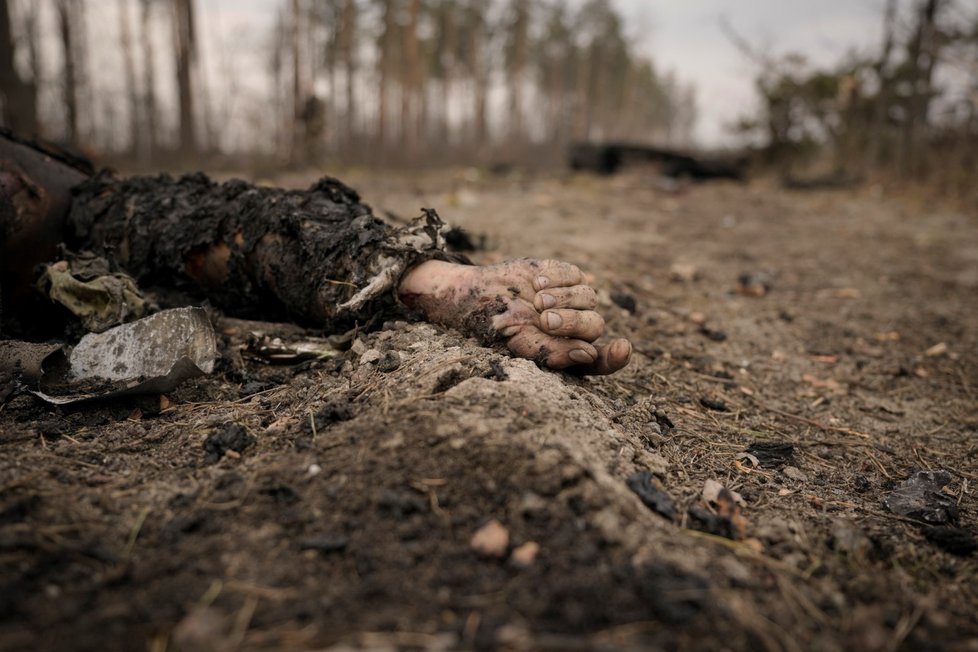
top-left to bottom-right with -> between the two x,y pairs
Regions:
141,0 -> 159,162
506,1 -> 528,146
439,1 -> 456,144
470,9 -> 488,148
377,0 -> 395,155
0,0 -> 38,136
290,0 -> 303,166
118,0 -> 141,157
57,0 -> 80,145
270,9 -> 286,158
902,0 -> 941,178
866,0 -> 897,172
21,3 -> 41,134
341,0 -> 357,153
574,48 -> 591,141
173,0 -> 198,157
402,0 -> 421,160
546,51 -> 567,145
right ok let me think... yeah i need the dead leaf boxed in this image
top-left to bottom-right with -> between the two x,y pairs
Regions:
735,452 -> 760,468
703,479 -> 746,507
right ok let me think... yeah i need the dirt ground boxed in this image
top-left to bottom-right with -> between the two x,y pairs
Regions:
1,168 -> 976,651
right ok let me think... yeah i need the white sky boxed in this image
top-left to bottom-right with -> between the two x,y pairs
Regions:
619,0 -> 888,144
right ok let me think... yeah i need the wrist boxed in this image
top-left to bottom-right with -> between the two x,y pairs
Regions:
398,260 -> 467,298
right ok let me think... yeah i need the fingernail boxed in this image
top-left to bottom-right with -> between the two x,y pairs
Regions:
540,293 -> 556,309
536,276 -> 550,289
545,312 -> 562,329
569,349 -> 594,363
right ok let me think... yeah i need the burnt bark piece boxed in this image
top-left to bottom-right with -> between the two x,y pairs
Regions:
66,172 -> 449,331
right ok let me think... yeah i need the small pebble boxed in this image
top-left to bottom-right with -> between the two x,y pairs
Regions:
783,466 -> 808,482
470,519 -> 509,557
360,349 -> 382,365
510,541 -> 540,568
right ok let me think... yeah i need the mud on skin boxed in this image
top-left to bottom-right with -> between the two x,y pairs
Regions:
401,287 -> 510,346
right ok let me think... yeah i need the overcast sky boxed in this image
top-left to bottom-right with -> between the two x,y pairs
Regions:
39,0 -> 893,149
220,0 -> 887,144
204,0 -> 889,145
620,0 -> 887,144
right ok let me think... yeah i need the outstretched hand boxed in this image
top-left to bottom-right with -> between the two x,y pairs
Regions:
398,259 -> 632,375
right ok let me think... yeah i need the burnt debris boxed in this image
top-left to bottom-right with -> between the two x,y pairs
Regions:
569,142 -> 747,181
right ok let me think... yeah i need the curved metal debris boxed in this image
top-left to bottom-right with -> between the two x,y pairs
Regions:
32,307 -> 216,405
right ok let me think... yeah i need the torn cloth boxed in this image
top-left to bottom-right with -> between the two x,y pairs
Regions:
36,251 -> 147,333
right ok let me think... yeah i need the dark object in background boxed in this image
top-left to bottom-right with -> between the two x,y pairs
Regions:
444,226 -> 486,253
569,142 -> 746,181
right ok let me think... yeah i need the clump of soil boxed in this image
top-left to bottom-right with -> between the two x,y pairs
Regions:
202,423 -> 255,463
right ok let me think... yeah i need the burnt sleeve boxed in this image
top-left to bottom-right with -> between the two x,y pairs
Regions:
66,171 -> 458,332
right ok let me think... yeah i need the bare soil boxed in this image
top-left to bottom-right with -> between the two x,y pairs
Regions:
1,170 -> 976,651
